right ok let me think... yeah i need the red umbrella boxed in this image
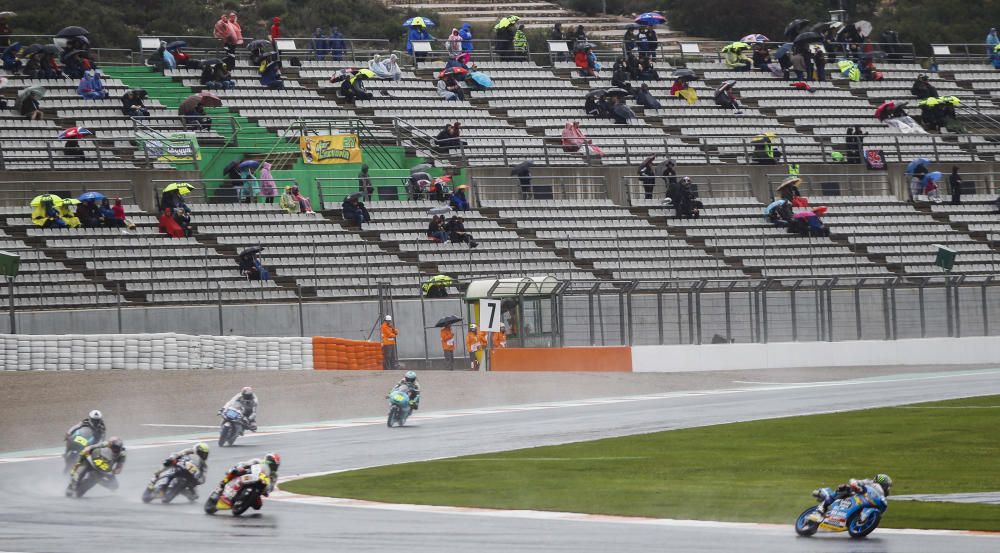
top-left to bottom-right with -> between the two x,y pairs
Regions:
874,101 -> 895,120
438,67 -> 468,79
792,210 -> 817,219
58,126 -> 93,140
812,205 -> 828,216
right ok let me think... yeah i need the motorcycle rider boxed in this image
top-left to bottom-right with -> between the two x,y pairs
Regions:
393,370 -> 421,410
66,436 -> 127,496
66,409 -> 106,443
217,453 -> 280,508
148,442 -> 210,499
221,386 -> 258,433
807,473 -> 893,522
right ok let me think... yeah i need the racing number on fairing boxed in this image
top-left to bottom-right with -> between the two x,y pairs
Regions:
73,435 -> 89,446
93,457 -> 110,471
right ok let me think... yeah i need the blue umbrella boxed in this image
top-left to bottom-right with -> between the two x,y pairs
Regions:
78,191 -> 105,202
165,40 -> 187,52
403,17 -> 436,28
922,171 -> 942,185
906,157 -> 930,174
775,42 -> 793,58
239,160 -> 261,171
634,12 -> 666,26
469,71 -> 493,88
764,199 -> 786,215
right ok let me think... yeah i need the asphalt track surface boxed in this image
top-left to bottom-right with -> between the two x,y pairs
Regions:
2,368 -> 1000,552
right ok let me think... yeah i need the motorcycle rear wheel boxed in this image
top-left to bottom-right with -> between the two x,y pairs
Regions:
847,510 -> 881,538
232,490 -> 257,516
794,507 -> 820,537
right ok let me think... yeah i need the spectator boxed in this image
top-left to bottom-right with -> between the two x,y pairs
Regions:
407,22 -> 433,62
623,27 -> 637,55
445,215 -> 478,247
341,73 -> 373,103
158,207 -> 184,238
949,166 -> 963,205
329,27 -> 347,61
560,121 -> 602,157
98,198 -> 124,227
77,70 -> 108,100
670,78 -> 697,105
290,185 -> 314,213
62,50 -> 93,80
268,17 -> 281,44
790,51 -> 807,80
440,324 -> 456,369
76,199 -> 100,227
674,177 -> 702,219
611,58 -> 632,92
851,126 -> 866,163
436,123 -> 460,152
574,25 -> 588,46
766,199 -> 793,227
381,315 -> 400,370
450,186 -> 470,211
637,56 -> 659,80
436,77 -> 464,101
723,44 -> 751,71
213,13 -> 235,54
409,172 -> 431,200
427,214 -> 449,242
634,83 -> 661,109
779,176 -> 803,204
260,59 -> 284,89
111,198 -> 130,229
311,27 -> 328,60
584,93 -> 607,117
574,46 -> 597,77
513,24 -> 529,60
660,159 -> 678,200
713,81 -> 743,115
446,28 -> 463,59
258,162 -> 278,204
58,201 -> 81,228
358,164 -> 373,200
637,26 -> 650,57
279,185 -> 300,213
121,90 -> 149,117
201,61 -> 235,90
911,74 -> 939,99
752,44 -> 771,70
174,207 -> 194,237
37,199 -> 67,228
625,52 -> 640,78
430,176 -> 451,201
646,27 -> 658,59
638,156 -> 656,200
608,96 -> 636,125
988,28 -> 999,55
341,194 -> 371,228
459,23 -> 474,53
228,13 -> 244,48
813,46 -> 827,82
237,249 -> 269,281
551,23 -> 566,61
159,188 -> 187,214
788,207 -> 829,237
63,137 -> 84,160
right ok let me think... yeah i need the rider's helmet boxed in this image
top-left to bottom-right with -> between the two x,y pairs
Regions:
469,324 -> 477,331
384,315 -> 393,322
241,386 -> 254,400
874,474 -> 892,496
88,410 -> 103,425
195,442 -> 210,460
404,371 -> 417,383
680,176 -> 692,186
107,436 -> 124,454
265,453 -> 281,472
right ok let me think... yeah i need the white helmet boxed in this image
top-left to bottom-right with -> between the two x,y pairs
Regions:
241,386 -> 254,399
384,315 -> 393,321
88,410 -> 103,421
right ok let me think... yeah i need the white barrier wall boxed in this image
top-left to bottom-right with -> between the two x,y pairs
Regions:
632,337 -> 1000,372
0,333 -> 313,371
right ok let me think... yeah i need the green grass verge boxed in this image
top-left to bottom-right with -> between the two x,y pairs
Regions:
283,395 -> 1000,531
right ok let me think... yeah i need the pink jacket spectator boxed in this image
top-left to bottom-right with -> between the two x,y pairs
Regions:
258,162 -> 278,198
561,122 -> 603,156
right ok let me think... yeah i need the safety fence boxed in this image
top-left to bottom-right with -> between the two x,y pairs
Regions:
930,43 -> 999,63
149,177 -> 300,204
623,173 -> 754,203
680,41 -> 917,64
136,36 -> 392,65
0,180 -> 137,206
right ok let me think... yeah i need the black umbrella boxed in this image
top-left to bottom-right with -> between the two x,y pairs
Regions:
573,41 -> 596,52
793,32 -> 823,45
239,246 -> 264,257
56,26 -> 89,38
40,44 -> 61,57
132,89 -> 148,99
165,40 -> 187,51
435,315 -> 462,328
784,19 -> 810,40
586,88 -> 607,98
605,87 -> 630,97
835,24 -> 862,43
60,49 -> 87,63
511,160 -> 534,176
247,39 -> 271,52
611,103 -> 634,120
671,68 -> 696,79
22,43 -> 42,57
716,79 -> 736,94
201,58 -> 222,67
347,192 -> 364,200
625,23 -> 639,30
223,160 -> 240,175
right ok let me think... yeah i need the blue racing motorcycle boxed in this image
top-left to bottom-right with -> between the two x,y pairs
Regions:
795,485 -> 888,538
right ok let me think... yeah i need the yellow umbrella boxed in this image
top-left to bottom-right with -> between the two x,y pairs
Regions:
777,176 -> 801,191
61,198 -> 81,206
751,132 -> 777,143
495,16 -> 520,30
163,182 -> 196,195
409,16 -> 428,28
30,193 -> 64,207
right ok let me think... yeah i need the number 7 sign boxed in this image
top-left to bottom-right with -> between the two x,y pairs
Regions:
479,299 -> 502,332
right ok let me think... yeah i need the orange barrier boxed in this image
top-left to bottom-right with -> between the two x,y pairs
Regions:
312,336 -> 383,370
490,347 -> 632,372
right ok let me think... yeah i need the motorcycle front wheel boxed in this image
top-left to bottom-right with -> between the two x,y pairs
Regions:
387,406 -> 398,427
847,510 -> 881,538
162,477 -> 183,504
203,492 -> 219,514
794,507 -> 820,537
141,485 -> 157,504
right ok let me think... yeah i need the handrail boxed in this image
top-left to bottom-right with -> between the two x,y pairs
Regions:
136,35 -> 392,64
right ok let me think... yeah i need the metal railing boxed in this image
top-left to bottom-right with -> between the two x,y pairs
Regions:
930,43 -> 998,63
149,178 -> 301,205
623,173 -> 754,204
684,41 -> 917,64
0,180 -> 137,205
470,175 -> 608,203
764,172 -> 891,197
404,39 -> 533,68
137,36 -> 392,64
0,139 -> 136,171
316,172 -> 421,205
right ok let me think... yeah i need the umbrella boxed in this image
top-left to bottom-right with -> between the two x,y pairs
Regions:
15,85 -> 46,110
188,91 -> 222,110
671,68 -> 696,80
435,315 -> 462,328
715,80 -> 736,94
56,26 -> 89,38
740,34 -> 769,44
469,71 -> 493,88
721,41 -> 750,52
764,199 -> 787,215
247,39 -> 271,53
874,101 -> 896,120
411,163 -> 432,173
922,171 -> 943,185
573,41 -> 596,52
223,161 -> 240,175
58,127 -> 93,140
438,66 -> 468,79
30,193 -> 64,207
78,191 -> 105,202
60,49 -> 88,63
404,16 -> 435,28
809,21 -> 836,34
0,11 -> 15,19
494,16 -> 520,30
793,31 -> 823,45
238,160 -> 261,171
784,19 -> 810,39
792,210 -> 816,220
625,23 -> 640,30
854,20 -> 873,38
634,12 -> 666,26
411,172 -> 431,183
21,43 -> 42,57
604,87 -> 630,97
777,176 -> 801,191
40,44 -> 61,56
429,206 -> 452,215
774,42 -> 793,58
162,183 -> 196,195
752,132 -> 776,143
586,88 -> 608,98
164,40 -> 187,51
812,206 -> 828,216
239,246 -> 264,257
511,160 -> 534,176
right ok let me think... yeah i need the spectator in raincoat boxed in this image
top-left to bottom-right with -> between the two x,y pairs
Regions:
446,28 -> 463,59
724,46 -> 751,71
213,13 -> 236,54
911,74 -> 939,99
459,23 -> 474,52
201,61 -> 235,90
268,17 -> 281,43
77,70 -> 108,100
450,187 -> 470,211
228,13 -> 244,46
99,198 -> 124,227
987,28 -> 999,55
635,83 -> 661,108
279,186 -> 299,213
624,28 -> 637,54
258,162 -> 277,204
575,47 -> 598,77
369,54 -> 402,81
329,27 -> 347,61
34,200 -> 66,228
674,177 -> 702,219
560,121 -> 602,157
407,24 -> 432,61
59,201 -> 81,228
311,28 -> 328,60
290,185 -> 313,213
260,60 -> 284,89
513,24 -> 528,60
496,23 -> 515,60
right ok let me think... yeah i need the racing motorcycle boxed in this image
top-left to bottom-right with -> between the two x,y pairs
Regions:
795,486 -> 888,538
64,426 -> 97,473
68,447 -> 119,498
142,456 -> 205,504
204,467 -> 271,516
387,385 -> 415,427
218,408 -> 250,447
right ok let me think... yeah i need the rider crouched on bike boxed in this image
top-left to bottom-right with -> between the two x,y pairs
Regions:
221,386 -> 258,433
66,437 -> 126,496
216,453 -> 280,508
394,371 -> 421,409
808,473 -> 892,522
149,443 -> 210,498
66,410 -> 106,443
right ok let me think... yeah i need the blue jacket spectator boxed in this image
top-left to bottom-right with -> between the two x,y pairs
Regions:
459,23 -> 474,51
329,27 -> 347,61
77,71 -> 109,100
988,28 -> 999,50
311,28 -> 328,60
407,27 -> 432,59
261,61 -> 284,89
